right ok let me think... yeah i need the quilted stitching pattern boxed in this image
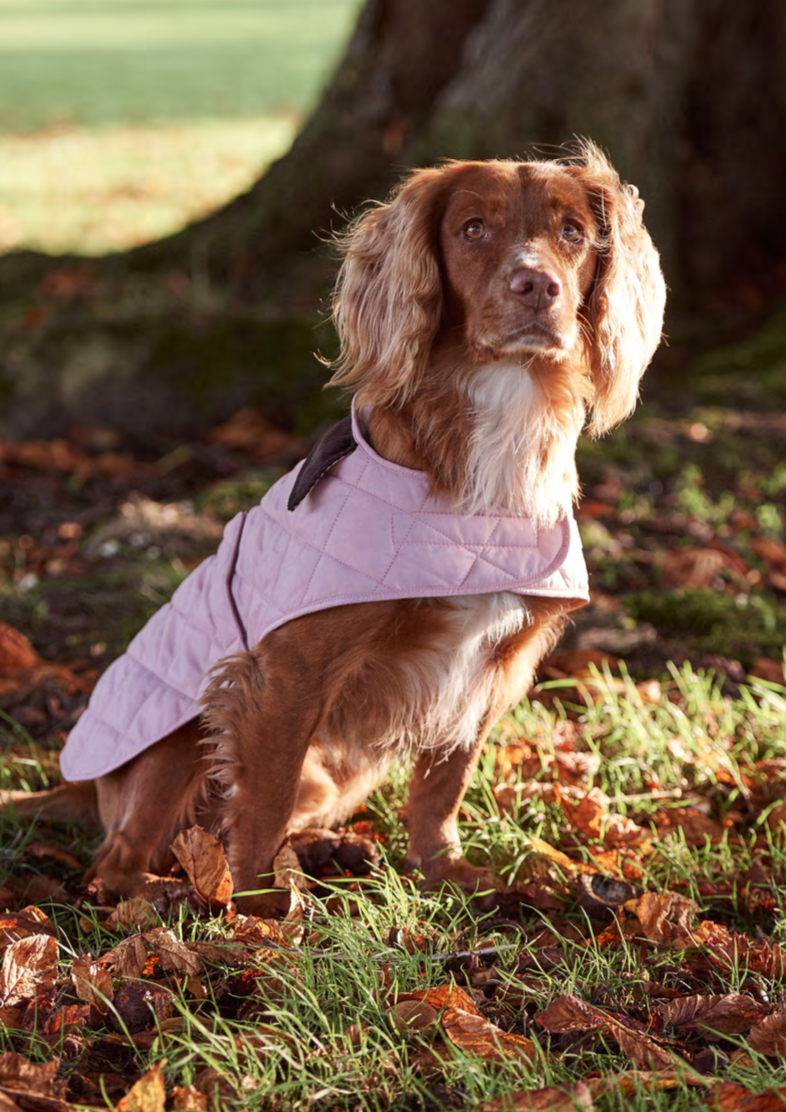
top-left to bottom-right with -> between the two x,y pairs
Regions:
60,410 -> 589,781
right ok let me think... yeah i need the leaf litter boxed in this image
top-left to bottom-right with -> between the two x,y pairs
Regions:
1,385 -> 786,1108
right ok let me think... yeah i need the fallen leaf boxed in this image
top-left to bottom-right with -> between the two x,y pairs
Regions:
635,891 -> 695,944
109,983 -> 174,1035
114,1060 -> 167,1112
171,826 -> 233,907
103,935 -> 148,979
479,1081 -> 593,1111
0,1052 -> 61,1098
658,994 -> 766,1037
586,1070 -> 713,1096
702,1082 -> 786,1110
389,999 -> 439,1036
145,930 -> 201,977
537,994 -> 673,1070
0,935 -> 59,1006
72,954 -> 114,1014
747,1013 -> 786,1056
0,908 -> 56,954
442,1007 -> 537,1063
171,1084 -> 208,1111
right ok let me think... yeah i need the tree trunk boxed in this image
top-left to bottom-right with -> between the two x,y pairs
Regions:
2,0 -> 784,437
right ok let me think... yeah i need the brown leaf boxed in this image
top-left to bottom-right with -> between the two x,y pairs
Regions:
114,1060 -> 166,1112
635,891 -> 695,944
750,658 -> 786,685
389,1000 -> 439,1036
109,983 -> 174,1035
25,842 -> 83,871
0,625 -> 39,673
171,826 -> 233,907
0,935 -> 59,1006
0,1009 -> 22,1031
145,930 -> 201,977
663,548 -> 749,590
170,1084 -> 208,1112
537,994 -> 673,1069
103,936 -> 148,979
586,1070 -> 711,1096
442,1007 -> 537,1063
560,786 -> 646,845
747,1013 -> 786,1057
106,899 -> 160,932
658,994 -> 766,1036
479,1081 -> 593,1111
0,909 -> 56,955
0,1052 -> 60,1098
703,1082 -> 786,1110
71,955 -> 114,1014
206,408 -> 301,461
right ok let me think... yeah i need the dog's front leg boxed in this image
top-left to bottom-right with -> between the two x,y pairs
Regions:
403,738 -> 495,895
204,647 -> 323,915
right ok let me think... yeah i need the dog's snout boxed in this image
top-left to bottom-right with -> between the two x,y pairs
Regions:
508,266 -> 561,308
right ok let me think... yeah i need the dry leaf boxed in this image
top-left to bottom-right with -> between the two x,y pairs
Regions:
389,999 -> 439,1036
171,1084 -> 208,1111
479,1081 -> 593,1111
146,930 -> 201,977
635,891 -> 695,944
658,994 -> 766,1037
703,1082 -> 786,1110
443,1007 -> 537,1063
586,1070 -> 712,1096
0,935 -> 59,1006
72,954 -> 114,1013
114,1060 -> 167,1112
171,826 -> 233,907
106,899 -> 160,932
0,908 -> 56,955
104,935 -> 148,979
747,1013 -> 786,1057
537,994 -> 673,1070
0,1052 -> 61,1098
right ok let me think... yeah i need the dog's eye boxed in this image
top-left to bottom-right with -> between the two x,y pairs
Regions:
562,223 -> 583,244
464,220 -> 486,240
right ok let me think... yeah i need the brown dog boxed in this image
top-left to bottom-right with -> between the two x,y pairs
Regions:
3,145 -> 665,913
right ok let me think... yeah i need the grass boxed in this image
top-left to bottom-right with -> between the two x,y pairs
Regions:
3,671 -> 786,1108
0,0 -> 363,252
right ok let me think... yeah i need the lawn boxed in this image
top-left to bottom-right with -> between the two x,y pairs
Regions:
0,0 -> 363,252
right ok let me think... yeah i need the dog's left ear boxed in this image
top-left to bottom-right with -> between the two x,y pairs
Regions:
568,144 -> 666,437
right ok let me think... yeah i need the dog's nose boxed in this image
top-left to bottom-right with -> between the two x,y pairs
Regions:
509,267 -> 561,308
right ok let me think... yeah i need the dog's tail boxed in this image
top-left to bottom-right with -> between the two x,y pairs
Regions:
0,782 -> 99,825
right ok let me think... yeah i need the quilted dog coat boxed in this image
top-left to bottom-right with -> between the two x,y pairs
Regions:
60,406 -> 590,780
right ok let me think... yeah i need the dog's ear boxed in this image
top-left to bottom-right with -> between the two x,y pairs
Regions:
328,167 -> 450,409
568,143 -> 666,437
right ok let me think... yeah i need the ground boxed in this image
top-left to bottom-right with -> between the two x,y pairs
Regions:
1,313 -> 786,1111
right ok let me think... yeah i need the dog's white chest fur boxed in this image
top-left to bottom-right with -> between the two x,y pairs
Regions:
326,590 -> 529,757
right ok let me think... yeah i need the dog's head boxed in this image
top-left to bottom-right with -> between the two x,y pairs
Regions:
329,143 -> 665,438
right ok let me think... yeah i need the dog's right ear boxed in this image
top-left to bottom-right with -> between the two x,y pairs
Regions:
328,167 -> 450,410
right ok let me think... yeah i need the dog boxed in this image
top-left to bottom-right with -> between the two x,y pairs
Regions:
3,144 -> 665,914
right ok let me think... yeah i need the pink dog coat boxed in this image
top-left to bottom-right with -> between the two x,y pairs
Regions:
60,406 -> 590,780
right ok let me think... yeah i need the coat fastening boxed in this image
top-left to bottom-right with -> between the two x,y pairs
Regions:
60,406 -> 590,780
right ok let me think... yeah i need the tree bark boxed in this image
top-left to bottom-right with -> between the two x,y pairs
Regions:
2,0 -> 785,437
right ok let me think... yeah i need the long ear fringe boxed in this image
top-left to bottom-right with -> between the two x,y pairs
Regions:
566,141 -> 666,437
327,169 -> 448,410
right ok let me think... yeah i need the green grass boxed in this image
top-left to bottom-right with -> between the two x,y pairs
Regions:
0,0 -> 363,129
3,671 -> 786,1109
0,0 -> 363,252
